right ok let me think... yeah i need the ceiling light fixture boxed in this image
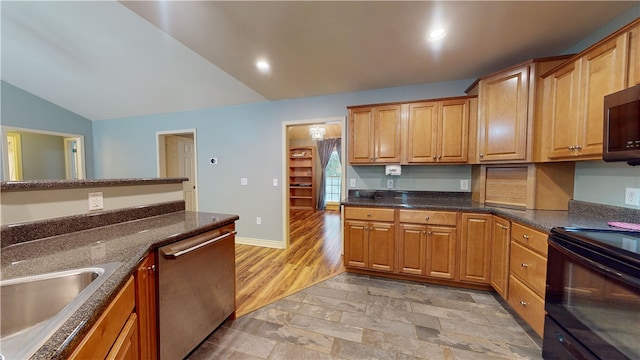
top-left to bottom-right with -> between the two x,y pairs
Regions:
255,59 -> 271,72
309,125 -> 325,141
428,28 -> 447,41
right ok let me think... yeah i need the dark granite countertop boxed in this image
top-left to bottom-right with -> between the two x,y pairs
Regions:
0,210 -> 238,360
342,190 -> 639,233
0,177 -> 188,192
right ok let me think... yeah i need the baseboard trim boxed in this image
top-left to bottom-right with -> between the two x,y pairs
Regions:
235,236 -> 286,249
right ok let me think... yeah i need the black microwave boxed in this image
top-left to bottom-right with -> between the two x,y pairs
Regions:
603,84 -> 640,166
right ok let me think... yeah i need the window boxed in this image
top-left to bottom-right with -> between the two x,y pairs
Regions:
325,149 -> 341,202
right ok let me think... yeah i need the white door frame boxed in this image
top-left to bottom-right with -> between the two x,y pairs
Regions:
281,116 -> 346,249
156,128 -> 198,211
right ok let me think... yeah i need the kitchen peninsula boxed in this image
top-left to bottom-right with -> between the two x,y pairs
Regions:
0,178 -> 239,360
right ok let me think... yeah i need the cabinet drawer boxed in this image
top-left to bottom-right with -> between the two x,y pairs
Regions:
510,241 -> 547,297
512,222 -> 548,256
70,276 -> 136,360
398,210 -> 457,225
508,275 -> 545,337
344,207 -> 395,221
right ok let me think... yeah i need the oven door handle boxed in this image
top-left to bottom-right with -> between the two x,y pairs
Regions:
161,230 -> 237,259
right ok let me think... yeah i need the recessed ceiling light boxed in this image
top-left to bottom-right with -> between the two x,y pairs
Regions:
428,28 -> 447,41
256,59 -> 271,72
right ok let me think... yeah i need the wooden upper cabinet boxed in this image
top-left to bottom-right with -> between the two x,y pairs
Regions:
405,101 -> 438,163
629,23 -> 640,86
404,97 -> 470,164
477,64 -> 530,162
374,105 -> 402,163
544,33 -> 629,160
348,105 -> 401,164
348,107 -> 374,164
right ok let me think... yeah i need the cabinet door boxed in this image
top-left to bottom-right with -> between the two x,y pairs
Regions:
374,105 -> 402,163
628,24 -> 640,86
348,108 -> 374,164
478,65 -> 530,162
490,216 -> 511,299
439,99 -> 469,163
107,313 -> 139,360
578,34 -> 628,157
369,222 -> 395,272
344,220 -> 369,268
459,213 -> 492,284
405,102 -> 438,163
398,224 -> 426,275
135,253 -> 157,360
546,62 -> 582,159
425,226 -> 457,280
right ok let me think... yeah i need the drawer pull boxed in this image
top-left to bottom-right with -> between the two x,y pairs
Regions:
499,224 -> 508,230
425,216 -> 430,221
422,230 -> 427,235
519,300 -> 528,306
428,231 -> 433,235
522,234 -> 530,240
521,263 -> 529,268
367,213 -> 371,217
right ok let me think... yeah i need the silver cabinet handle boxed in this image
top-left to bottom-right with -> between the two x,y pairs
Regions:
523,234 -> 530,240
521,263 -> 529,268
432,155 -> 437,159
162,230 -> 236,258
499,224 -> 508,230
425,216 -> 430,221
479,153 -> 484,157
519,300 -> 528,306
438,155 -> 442,159
568,146 -> 575,150
575,145 -> 582,150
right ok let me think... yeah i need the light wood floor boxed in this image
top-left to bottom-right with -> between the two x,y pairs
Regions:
235,209 -> 344,317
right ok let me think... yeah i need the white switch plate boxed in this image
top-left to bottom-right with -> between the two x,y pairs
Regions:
460,179 -> 469,191
88,192 -> 104,211
350,179 -> 356,188
625,187 -> 640,206
273,178 -> 278,187
256,217 -> 261,225
241,178 -> 248,186
387,179 -> 394,189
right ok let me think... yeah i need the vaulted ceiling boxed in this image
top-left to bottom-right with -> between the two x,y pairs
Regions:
1,1 -> 637,121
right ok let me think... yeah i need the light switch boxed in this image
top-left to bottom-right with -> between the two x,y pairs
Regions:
273,178 -> 278,187
350,179 -> 356,188
241,178 -> 248,186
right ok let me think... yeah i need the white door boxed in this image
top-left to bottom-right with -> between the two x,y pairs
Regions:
161,134 -> 197,211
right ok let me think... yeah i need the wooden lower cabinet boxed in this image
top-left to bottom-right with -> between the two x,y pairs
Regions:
70,277 -> 137,360
71,253 -> 158,360
459,213 -> 492,284
490,216 -> 511,298
507,222 -> 549,337
344,207 -> 396,272
135,253 -> 157,360
508,275 -> 545,337
425,225 -> 457,280
398,223 -> 426,276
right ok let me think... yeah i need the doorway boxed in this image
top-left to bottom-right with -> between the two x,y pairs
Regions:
157,129 -> 198,211
282,117 -> 345,249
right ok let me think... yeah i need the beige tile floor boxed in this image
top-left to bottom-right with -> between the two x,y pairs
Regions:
189,273 -> 543,360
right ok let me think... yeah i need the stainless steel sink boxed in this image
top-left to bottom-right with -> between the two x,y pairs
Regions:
0,263 -> 121,359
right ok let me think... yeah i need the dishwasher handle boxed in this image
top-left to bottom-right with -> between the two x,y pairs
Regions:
161,230 -> 237,259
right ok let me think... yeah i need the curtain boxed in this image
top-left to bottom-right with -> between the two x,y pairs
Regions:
316,138 -> 340,210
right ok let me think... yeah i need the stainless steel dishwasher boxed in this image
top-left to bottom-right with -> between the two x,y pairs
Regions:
157,223 -> 236,360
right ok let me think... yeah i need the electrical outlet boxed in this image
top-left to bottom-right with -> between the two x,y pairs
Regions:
256,217 -> 261,225
387,179 -> 394,189
88,192 -> 104,211
350,179 -> 357,188
460,179 -> 469,191
241,178 -> 248,186
625,187 -> 640,206
273,178 -> 278,187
